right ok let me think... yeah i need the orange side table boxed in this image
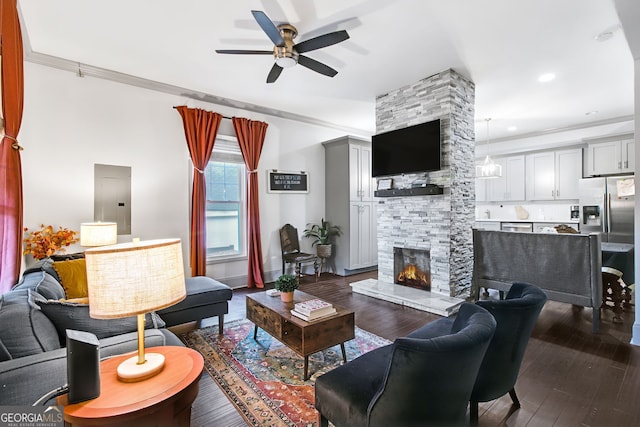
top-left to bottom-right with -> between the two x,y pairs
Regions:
58,346 -> 204,427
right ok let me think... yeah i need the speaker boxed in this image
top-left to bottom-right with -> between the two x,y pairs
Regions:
66,329 -> 101,403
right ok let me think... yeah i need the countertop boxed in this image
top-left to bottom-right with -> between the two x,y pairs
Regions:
475,218 -> 580,223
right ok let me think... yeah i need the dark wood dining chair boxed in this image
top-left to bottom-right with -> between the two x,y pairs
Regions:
279,224 -> 318,282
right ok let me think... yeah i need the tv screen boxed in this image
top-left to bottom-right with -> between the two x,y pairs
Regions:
371,119 -> 441,177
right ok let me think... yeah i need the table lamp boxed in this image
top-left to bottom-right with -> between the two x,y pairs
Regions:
85,238 -> 186,382
80,222 -> 118,247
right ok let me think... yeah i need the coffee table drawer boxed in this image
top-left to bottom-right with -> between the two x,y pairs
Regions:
246,299 -> 282,339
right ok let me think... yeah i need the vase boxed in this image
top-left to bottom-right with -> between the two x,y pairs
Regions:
316,244 -> 332,259
280,291 -> 294,303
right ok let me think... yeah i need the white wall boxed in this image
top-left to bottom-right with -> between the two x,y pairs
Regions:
20,62 -> 359,286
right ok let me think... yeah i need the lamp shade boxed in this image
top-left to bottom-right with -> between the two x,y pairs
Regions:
85,238 -> 186,319
80,222 -> 118,247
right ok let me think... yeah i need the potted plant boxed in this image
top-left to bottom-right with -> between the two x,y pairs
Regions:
274,274 -> 299,302
303,218 -> 342,259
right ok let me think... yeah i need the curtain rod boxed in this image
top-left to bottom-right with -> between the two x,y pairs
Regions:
172,106 -> 232,120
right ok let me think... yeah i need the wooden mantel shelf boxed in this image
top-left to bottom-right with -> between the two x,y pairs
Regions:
374,185 -> 444,197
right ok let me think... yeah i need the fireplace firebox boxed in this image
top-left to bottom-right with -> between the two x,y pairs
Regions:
393,247 -> 431,291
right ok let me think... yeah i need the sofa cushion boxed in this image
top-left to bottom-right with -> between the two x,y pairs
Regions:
33,293 -> 166,344
52,258 -> 88,298
0,289 -> 61,361
158,276 -> 232,314
12,271 -> 66,300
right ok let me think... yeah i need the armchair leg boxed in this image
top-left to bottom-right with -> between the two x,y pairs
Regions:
509,388 -> 521,408
318,413 -> 329,427
218,314 -> 224,335
470,401 -> 479,426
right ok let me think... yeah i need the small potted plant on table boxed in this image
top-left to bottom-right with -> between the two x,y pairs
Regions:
275,274 -> 298,302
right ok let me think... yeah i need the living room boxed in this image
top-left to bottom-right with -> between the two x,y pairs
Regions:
2,0 -> 640,426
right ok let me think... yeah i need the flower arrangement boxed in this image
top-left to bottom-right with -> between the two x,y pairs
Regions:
23,224 -> 79,260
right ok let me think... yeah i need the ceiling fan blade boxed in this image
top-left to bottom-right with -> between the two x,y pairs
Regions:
298,55 -> 338,77
215,49 -> 273,55
251,10 -> 285,46
295,30 -> 349,53
267,63 -> 283,83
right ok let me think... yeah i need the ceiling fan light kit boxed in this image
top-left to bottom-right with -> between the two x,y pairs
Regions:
216,10 -> 349,83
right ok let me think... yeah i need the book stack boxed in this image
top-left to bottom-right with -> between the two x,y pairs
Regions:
290,298 -> 337,321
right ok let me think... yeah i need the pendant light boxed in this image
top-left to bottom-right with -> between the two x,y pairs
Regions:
475,118 -> 502,179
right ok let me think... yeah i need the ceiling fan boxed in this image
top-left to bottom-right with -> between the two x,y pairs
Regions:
215,10 -> 350,83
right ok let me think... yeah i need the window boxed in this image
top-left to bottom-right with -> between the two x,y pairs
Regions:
203,136 -> 246,260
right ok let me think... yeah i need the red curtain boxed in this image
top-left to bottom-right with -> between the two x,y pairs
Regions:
232,117 -> 267,288
0,0 -> 25,293
176,106 -> 222,277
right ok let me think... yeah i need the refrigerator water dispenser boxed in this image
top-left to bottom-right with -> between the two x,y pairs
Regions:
582,205 -> 601,225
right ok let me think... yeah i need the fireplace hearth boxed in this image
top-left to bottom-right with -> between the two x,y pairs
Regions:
394,247 -> 431,291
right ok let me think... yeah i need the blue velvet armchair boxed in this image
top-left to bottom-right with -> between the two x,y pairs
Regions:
314,302 -> 497,427
470,282 -> 547,424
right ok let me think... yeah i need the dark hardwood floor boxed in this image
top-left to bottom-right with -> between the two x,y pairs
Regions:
177,271 -> 640,427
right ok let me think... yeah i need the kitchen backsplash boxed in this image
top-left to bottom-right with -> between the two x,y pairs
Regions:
476,203 -> 576,222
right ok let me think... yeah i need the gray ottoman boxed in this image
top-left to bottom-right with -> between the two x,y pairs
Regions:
158,276 -> 233,332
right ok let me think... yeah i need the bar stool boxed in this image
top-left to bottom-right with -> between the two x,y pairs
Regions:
602,267 -> 625,324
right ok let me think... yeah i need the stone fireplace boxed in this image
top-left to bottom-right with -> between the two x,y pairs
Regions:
394,247 -> 431,291
350,68 -> 475,317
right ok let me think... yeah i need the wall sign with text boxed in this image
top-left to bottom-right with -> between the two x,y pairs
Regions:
267,170 -> 309,193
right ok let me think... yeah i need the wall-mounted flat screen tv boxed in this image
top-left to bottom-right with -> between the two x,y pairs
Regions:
371,119 -> 441,177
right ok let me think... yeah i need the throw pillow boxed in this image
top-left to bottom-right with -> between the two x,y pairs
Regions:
33,293 -> 166,345
53,258 -> 88,299
12,271 -> 66,300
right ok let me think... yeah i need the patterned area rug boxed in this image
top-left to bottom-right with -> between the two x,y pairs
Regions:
181,318 -> 391,427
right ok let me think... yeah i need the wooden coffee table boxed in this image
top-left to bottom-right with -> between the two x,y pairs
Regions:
246,290 -> 355,380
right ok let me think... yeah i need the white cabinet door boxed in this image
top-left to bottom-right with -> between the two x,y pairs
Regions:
360,145 -> 374,201
484,156 -> 525,201
348,144 -> 374,201
349,203 -> 376,269
505,156 -> 526,200
526,152 -> 555,200
555,148 -> 582,199
486,158 -> 507,201
587,141 -> 622,176
621,139 -> 635,173
349,145 -> 362,201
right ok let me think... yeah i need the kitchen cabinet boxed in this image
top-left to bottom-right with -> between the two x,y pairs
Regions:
485,155 -> 526,201
526,148 -> 581,200
585,138 -> 634,176
323,136 -> 377,275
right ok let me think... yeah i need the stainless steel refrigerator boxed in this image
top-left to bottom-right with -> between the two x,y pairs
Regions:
578,176 -> 635,243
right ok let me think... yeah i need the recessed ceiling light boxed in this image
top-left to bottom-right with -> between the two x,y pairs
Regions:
585,110 -> 599,116
595,25 -> 621,42
507,126 -> 518,132
538,73 -> 556,83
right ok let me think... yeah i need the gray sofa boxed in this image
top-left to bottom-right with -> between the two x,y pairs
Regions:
472,229 -> 602,332
0,258 -> 232,405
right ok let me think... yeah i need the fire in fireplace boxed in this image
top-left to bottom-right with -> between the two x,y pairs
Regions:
393,247 -> 431,291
